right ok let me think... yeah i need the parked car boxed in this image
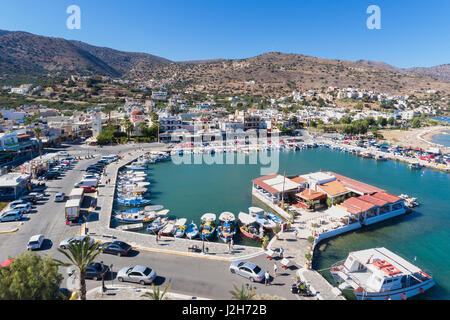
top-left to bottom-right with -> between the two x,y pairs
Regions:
81,186 -> 96,193
13,203 -> 32,214
86,168 -> 102,174
229,261 -> 265,283
98,241 -> 132,257
19,195 -> 37,204
28,192 -> 45,200
46,172 -> 60,180
9,200 -> 27,208
85,262 -> 110,281
117,265 -> 156,285
0,210 -> 23,222
55,193 -> 66,202
59,236 -> 95,249
58,151 -> 70,156
27,234 -> 45,250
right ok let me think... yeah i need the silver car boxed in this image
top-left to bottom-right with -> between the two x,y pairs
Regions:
229,261 -> 265,282
117,265 -> 157,285
59,235 -> 95,249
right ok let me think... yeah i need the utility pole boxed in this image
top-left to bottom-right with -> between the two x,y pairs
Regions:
281,170 -> 286,209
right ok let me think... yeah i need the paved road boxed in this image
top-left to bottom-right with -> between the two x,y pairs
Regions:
0,143 -> 301,300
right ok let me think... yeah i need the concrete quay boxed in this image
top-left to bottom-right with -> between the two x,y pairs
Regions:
84,147 -> 264,262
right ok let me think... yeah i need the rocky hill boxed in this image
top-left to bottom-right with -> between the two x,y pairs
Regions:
0,30 -> 449,97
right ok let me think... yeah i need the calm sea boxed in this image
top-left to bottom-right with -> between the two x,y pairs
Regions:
114,148 -> 450,299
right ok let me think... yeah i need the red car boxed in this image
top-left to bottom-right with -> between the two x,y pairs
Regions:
81,186 -> 96,193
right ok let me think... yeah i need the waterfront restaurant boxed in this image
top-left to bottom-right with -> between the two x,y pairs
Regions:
252,174 -> 300,204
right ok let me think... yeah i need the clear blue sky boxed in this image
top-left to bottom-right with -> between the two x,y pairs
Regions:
0,0 -> 448,68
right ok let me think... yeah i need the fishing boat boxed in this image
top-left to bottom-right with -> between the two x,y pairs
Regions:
186,221 -> 199,239
114,209 -> 156,223
330,247 -> 435,300
160,219 -> 176,236
238,212 -> 263,242
118,223 -> 144,231
248,207 -> 277,231
155,209 -> 170,217
117,197 -> 152,207
199,213 -> 217,240
217,212 -> 236,243
409,162 -> 423,170
399,194 -> 419,208
173,218 -> 187,238
147,217 -> 168,234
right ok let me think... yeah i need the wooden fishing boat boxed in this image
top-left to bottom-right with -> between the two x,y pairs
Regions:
186,221 -> 199,239
238,212 -> 263,242
217,212 -> 236,243
199,213 -> 216,240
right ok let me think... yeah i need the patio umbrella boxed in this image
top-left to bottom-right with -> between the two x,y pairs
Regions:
1,259 -> 14,268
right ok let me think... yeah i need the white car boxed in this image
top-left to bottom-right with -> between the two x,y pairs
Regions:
58,151 -> 70,156
59,235 -> 95,249
27,234 -> 45,250
55,193 -> 66,202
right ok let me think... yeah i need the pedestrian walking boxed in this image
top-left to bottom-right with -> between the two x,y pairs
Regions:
273,263 -> 278,277
155,234 -> 159,244
230,238 -> 234,251
294,229 -> 298,239
265,271 -> 270,286
280,247 -> 284,259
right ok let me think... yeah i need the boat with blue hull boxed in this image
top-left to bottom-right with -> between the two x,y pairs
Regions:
199,213 -> 216,240
186,222 -> 199,239
217,212 -> 237,243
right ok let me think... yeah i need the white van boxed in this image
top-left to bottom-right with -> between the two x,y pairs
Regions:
75,179 -> 98,188
27,234 -> 45,250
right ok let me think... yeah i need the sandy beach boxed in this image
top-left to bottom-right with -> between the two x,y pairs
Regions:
380,126 -> 449,153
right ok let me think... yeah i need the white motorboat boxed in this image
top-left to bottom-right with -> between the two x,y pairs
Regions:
330,247 -> 435,300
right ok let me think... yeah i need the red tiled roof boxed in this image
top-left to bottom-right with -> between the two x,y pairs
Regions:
341,197 -> 377,213
327,172 -> 386,195
358,195 -> 388,207
372,192 -> 402,203
296,189 -> 327,201
291,176 -> 306,183
252,174 -> 279,194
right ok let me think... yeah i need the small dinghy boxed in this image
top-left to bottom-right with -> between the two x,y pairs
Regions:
145,205 -> 164,212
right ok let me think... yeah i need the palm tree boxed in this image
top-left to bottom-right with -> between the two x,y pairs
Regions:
138,122 -> 149,137
54,237 -> 101,300
33,127 -> 42,159
141,283 -> 171,300
121,117 -> 134,139
229,282 -> 257,300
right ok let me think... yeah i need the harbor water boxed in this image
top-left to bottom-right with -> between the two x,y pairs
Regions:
114,148 -> 449,300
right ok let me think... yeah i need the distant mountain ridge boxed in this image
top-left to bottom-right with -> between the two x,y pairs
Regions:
0,29 -> 171,79
355,60 -> 450,82
0,29 -> 449,96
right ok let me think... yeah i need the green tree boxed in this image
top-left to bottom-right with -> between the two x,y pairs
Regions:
54,237 -> 101,300
141,283 -> 171,300
229,283 -> 257,300
387,117 -> 395,126
122,116 -> 134,139
0,252 -> 63,300
138,122 -> 149,137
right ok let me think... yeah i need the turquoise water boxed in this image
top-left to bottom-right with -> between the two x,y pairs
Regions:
431,130 -> 450,148
115,148 -> 450,299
